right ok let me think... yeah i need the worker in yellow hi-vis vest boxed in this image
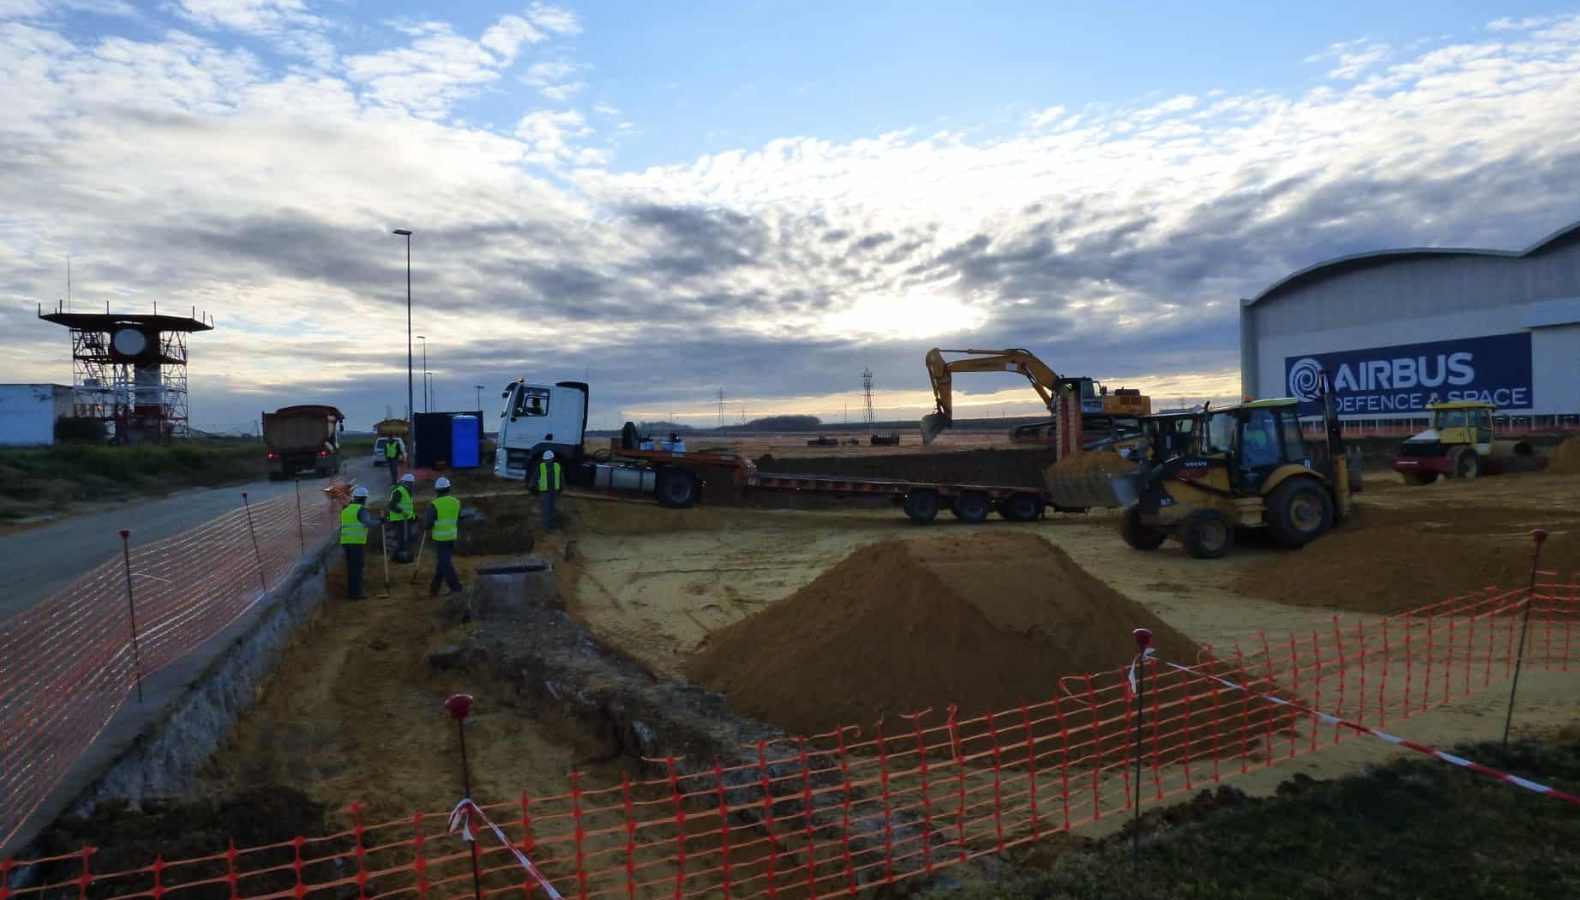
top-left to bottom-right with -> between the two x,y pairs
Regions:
423,476 -> 463,596
531,449 -> 563,530
339,485 -> 385,600
387,473 -> 416,563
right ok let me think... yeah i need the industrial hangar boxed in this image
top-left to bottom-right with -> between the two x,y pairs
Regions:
1240,221 -> 1580,427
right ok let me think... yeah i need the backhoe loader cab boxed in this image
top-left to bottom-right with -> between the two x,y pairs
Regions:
1391,401 -> 1537,484
1121,397 -> 1351,559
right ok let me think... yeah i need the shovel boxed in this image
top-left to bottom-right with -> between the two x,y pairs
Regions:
408,528 -> 429,585
376,523 -> 392,598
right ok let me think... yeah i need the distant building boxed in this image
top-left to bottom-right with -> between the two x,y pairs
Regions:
0,384 -> 75,447
1240,221 -> 1580,426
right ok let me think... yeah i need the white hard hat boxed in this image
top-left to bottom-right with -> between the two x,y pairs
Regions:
400,473 -> 415,484
435,476 -> 452,490
351,485 -> 369,499
543,449 -> 555,460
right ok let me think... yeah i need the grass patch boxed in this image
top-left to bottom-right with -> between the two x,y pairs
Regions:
0,439 -> 267,520
931,735 -> 1580,899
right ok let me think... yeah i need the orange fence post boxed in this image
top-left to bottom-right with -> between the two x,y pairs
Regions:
873,719 -> 894,886
796,737 -> 818,898
665,757 -> 686,900
521,790 -> 537,900
903,714 -> 933,876
755,741 -> 780,897
986,708 -> 1005,853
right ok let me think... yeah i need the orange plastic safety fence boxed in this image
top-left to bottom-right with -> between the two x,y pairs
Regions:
5,578 -> 1576,899
0,485 -> 346,851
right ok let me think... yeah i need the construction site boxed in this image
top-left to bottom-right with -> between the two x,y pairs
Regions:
6,336 -> 1580,898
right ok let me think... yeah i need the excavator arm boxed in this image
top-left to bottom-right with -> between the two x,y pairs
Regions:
922,348 -> 1064,444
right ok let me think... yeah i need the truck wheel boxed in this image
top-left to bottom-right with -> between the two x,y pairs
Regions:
1179,509 -> 1233,559
1452,448 -> 1481,479
902,490 -> 939,524
951,491 -> 991,524
1401,471 -> 1438,486
1265,479 -> 1333,548
655,469 -> 700,508
997,493 -> 1043,522
1120,506 -> 1166,550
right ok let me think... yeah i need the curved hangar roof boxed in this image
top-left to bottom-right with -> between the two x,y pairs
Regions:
1244,220 -> 1580,308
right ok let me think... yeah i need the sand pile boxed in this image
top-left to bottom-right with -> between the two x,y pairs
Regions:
1548,436 -> 1580,475
1049,450 -> 1136,476
1238,507 -> 1580,614
686,532 -> 1199,736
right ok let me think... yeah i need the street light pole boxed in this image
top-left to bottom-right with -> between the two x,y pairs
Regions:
418,335 -> 429,413
392,229 -> 414,446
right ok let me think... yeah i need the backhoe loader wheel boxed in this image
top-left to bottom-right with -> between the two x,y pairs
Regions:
902,490 -> 940,524
1265,479 -> 1333,548
1452,448 -> 1481,479
951,491 -> 991,524
1120,506 -> 1166,551
655,468 -> 700,508
997,492 -> 1043,522
1179,509 -> 1233,559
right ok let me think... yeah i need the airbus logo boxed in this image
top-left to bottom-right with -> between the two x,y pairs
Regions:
1288,352 -> 1475,401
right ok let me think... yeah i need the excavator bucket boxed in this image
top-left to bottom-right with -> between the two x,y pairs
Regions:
920,412 -> 951,446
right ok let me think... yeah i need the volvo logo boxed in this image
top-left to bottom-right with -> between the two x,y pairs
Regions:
1287,357 -> 1323,402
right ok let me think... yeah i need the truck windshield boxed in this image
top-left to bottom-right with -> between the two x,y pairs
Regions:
1205,412 -> 1236,454
1433,409 -> 1467,429
511,386 -> 550,417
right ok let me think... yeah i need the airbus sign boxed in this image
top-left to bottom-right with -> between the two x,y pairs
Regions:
1284,333 -> 1532,415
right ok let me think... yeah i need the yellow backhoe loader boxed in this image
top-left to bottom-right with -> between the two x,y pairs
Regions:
1118,375 -> 1354,559
919,347 -> 1151,446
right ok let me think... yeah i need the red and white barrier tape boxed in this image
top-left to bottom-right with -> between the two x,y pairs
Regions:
1153,656 -> 1580,807
447,799 -> 564,899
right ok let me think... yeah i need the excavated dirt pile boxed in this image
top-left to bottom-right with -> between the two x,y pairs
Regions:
1238,505 -> 1580,615
755,448 -> 1059,488
1549,436 -> 1580,475
687,531 -> 1200,736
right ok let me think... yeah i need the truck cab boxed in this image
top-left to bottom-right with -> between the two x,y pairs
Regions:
493,380 -> 589,480
1392,401 -> 1534,484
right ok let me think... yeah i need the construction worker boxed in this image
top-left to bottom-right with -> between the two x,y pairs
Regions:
424,476 -> 463,596
339,486 -> 384,600
385,434 -> 405,484
532,449 -> 563,530
387,473 -> 416,562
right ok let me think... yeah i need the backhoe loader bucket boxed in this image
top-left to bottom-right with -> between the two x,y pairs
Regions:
1044,469 -> 1140,510
920,412 -> 951,446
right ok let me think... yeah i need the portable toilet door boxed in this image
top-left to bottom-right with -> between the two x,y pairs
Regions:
451,415 -> 481,468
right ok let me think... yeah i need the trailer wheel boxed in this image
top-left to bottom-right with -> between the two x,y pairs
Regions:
655,468 -> 700,508
951,491 -> 991,524
1120,506 -> 1166,550
902,490 -> 939,524
1179,509 -> 1233,559
997,492 -> 1043,522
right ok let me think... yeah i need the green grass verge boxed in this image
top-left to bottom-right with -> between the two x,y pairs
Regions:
930,736 -> 1580,899
0,439 -> 268,519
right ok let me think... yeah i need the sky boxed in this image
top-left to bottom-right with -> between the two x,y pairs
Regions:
2,1 -> 1580,433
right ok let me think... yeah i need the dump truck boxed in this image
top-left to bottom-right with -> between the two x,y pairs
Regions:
262,405 -> 344,480
1391,400 -> 1541,484
492,379 -> 1060,523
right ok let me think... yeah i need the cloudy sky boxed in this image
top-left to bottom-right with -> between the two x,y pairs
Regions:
3,1 -> 1579,433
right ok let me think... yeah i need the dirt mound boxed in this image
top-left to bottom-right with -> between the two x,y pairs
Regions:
1238,506 -> 1580,614
686,532 -> 1199,735
1049,450 -> 1136,475
1549,436 -> 1580,475
755,448 -> 1058,489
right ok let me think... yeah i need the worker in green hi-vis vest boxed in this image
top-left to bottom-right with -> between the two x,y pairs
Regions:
423,476 -> 463,596
339,485 -> 385,600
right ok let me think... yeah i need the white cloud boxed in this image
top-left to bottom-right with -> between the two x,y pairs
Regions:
514,107 -> 591,163
478,13 -> 542,61
1024,104 -> 1064,128
526,3 -> 579,36
1305,37 -> 1391,80
173,0 -> 334,67
522,58 -> 586,100
1487,16 -> 1553,32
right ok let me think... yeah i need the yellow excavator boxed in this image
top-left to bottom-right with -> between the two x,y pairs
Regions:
919,347 -> 1151,446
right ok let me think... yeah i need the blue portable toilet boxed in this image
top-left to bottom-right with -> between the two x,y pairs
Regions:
450,415 -> 481,468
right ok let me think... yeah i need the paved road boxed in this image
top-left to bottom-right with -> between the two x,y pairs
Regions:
0,457 -> 380,621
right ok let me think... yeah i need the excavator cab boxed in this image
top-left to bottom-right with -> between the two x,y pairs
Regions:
1120,389 -> 1351,559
